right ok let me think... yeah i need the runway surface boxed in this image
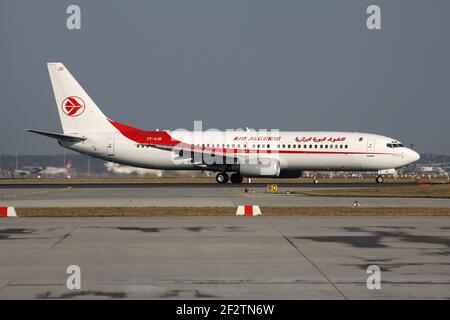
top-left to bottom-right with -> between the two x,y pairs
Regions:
1,184 -> 449,207
0,182 -> 414,189
0,216 -> 449,299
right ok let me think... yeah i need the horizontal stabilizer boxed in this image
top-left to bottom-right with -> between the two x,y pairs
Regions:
25,129 -> 86,141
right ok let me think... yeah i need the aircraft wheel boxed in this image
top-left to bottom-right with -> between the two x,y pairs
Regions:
230,173 -> 243,184
375,175 -> 384,184
216,172 -> 229,184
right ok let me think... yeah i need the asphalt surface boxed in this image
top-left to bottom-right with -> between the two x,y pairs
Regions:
0,216 -> 448,299
0,182 -> 414,189
1,184 -> 449,208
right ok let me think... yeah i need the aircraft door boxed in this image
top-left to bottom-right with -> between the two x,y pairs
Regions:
367,139 -> 375,153
107,138 -> 115,156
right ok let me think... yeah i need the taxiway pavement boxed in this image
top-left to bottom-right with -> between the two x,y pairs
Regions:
0,184 -> 449,207
0,216 -> 448,299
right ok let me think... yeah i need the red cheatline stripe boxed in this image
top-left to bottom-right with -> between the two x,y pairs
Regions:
169,146 -> 395,156
137,143 -> 396,156
0,207 -> 7,217
244,205 -> 253,216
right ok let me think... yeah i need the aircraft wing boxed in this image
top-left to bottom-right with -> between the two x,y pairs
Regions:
147,143 -> 242,168
26,129 -> 86,142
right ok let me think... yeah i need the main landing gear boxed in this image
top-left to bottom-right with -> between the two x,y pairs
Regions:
215,172 -> 229,184
215,172 -> 244,184
375,175 -> 384,184
230,173 -> 244,184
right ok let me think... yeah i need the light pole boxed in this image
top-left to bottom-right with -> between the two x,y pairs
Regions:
15,147 -> 19,170
63,149 -> 66,168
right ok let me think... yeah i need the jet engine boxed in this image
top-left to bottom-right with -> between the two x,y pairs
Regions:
239,158 -> 280,177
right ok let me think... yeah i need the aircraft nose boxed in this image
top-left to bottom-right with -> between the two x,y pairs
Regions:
407,149 -> 420,163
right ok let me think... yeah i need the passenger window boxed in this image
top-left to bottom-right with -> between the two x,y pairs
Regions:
325,145 -> 328,149
340,145 -> 343,149
345,145 -> 348,149
304,145 -> 307,149
267,144 -> 270,148
287,144 -> 291,148
314,145 -> 317,149
320,145 -> 323,149
330,145 -> 333,149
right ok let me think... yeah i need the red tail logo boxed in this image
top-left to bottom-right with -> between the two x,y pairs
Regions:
61,96 -> 85,117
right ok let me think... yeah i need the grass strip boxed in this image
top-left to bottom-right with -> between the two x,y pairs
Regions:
15,206 -> 450,217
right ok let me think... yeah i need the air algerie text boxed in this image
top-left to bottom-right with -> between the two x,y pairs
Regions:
176,304 -> 210,318
233,136 -> 282,141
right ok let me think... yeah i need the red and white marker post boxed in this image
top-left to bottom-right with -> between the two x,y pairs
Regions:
236,205 -> 262,216
0,207 -> 17,217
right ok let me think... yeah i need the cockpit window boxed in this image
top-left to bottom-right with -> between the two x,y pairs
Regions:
387,143 -> 404,148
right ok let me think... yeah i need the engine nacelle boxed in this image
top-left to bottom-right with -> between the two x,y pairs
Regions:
278,169 -> 303,178
239,158 -> 280,177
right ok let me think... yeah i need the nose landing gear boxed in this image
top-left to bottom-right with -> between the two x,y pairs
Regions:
375,175 -> 384,184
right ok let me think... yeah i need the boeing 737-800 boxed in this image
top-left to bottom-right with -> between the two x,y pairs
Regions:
27,63 -> 420,184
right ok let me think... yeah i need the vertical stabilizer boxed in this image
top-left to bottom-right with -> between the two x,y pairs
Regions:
47,63 -> 114,134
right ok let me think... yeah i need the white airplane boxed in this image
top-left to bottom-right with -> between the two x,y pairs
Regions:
27,63 -> 420,184
105,162 -> 164,177
14,160 -> 72,178
40,159 -> 73,178
104,163 -> 211,178
14,166 -> 44,178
